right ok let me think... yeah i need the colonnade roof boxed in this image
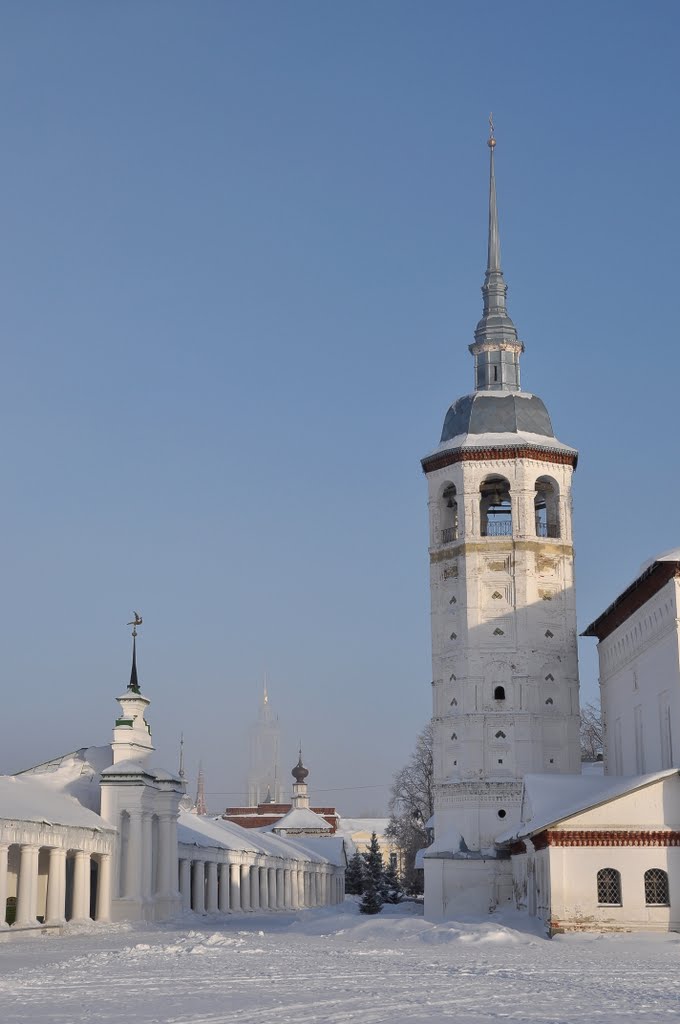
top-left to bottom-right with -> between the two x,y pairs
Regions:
177,811 -> 340,864
0,775 -> 111,831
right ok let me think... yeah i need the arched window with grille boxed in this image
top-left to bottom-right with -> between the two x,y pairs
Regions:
597,868 -> 622,905
644,868 -> 669,906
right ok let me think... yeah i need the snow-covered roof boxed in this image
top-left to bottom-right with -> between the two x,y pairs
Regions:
100,758 -> 181,783
335,817 -> 390,836
496,769 -> 680,845
177,813 -> 336,864
16,745 -> 112,813
0,775 -> 111,831
284,835 -> 348,867
271,807 -> 334,833
426,428 -> 576,461
639,547 -> 680,575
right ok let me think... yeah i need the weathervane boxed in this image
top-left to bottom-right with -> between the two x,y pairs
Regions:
488,112 -> 496,149
127,611 -> 143,638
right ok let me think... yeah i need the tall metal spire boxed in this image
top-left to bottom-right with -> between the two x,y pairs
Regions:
469,115 -> 524,392
486,114 -> 501,274
126,611 -> 143,694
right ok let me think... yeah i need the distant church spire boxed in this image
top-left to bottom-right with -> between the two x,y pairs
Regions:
195,763 -> 207,816
469,115 -> 524,392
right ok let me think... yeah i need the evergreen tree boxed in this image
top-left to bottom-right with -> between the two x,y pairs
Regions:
381,859 -> 403,904
345,850 -> 365,895
359,832 -> 384,915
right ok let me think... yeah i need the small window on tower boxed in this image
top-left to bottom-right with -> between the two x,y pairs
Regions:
495,730 -> 506,739
494,686 -> 506,701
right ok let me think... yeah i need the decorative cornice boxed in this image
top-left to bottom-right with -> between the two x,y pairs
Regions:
583,562 -> 680,641
422,445 -> 577,475
533,829 -> 680,850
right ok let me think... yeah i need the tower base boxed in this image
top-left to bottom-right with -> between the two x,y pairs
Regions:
424,854 -> 513,922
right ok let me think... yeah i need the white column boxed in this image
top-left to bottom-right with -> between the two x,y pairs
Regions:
0,844 -> 8,927
276,868 -> 284,909
192,861 -> 205,914
206,862 -> 218,913
291,868 -> 299,909
298,869 -> 305,907
95,853 -> 112,923
45,848 -> 67,925
218,864 -> 230,913
71,850 -> 91,922
259,866 -> 268,910
141,813 -> 152,901
125,812 -> 143,900
240,864 -> 251,911
15,844 -> 40,927
229,863 -> 241,911
179,859 -> 191,911
283,869 -> 291,909
157,815 -> 172,897
268,867 -> 277,909
249,866 -> 260,911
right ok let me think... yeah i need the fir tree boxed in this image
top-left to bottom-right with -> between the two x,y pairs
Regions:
381,859 -> 403,904
359,832 -> 384,915
345,850 -> 365,895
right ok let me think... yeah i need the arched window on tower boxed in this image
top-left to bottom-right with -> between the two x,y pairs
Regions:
494,685 -> 506,701
480,475 -> 512,537
441,484 -> 458,544
535,476 -> 560,539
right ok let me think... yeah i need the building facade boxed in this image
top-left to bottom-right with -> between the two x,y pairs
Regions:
422,126 -> 581,920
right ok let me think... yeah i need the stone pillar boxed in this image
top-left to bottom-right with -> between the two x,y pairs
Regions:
268,867 -> 277,909
206,862 -> 218,913
125,811 -> 143,901
141,813 -> 152,901
192,861 -> 205,914
45,848 -> 66,925
157,815 -> 172,898
276,868 -> 284,909
259,866 -> 268,910
95,853 -> 112,923
240,864 -> 251,911
71,851 -> 91,922
291,868 -> 299,908
283,869 -> 292,909
218,864 -> 230,913
249,866 -> 260,911
229,863 -> 241,911
0,844 -> 8,927
15,844 -> 40,927
179,859 -> 191,911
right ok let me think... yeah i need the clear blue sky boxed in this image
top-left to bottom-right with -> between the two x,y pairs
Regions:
1,2 -> 679,814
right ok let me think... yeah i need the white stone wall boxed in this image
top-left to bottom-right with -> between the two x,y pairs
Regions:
427,454 -> 581,857
598,578 -> 680,776
513,774 -> 680,933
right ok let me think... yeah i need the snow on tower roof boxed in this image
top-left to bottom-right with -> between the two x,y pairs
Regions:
270,806 -> 334,833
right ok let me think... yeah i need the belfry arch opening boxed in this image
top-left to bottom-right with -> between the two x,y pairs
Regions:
480,475 -> 512,537
535,476 -> 560,538
440,484 -> 458,543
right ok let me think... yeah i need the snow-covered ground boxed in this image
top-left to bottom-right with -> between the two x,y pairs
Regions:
2,900 -> 679,1023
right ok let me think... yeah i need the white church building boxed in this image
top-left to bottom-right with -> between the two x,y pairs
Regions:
0,629 -> 344,934
421,124 -> 680,934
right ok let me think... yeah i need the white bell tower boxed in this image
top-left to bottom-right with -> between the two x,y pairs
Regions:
422,120 -> 581,919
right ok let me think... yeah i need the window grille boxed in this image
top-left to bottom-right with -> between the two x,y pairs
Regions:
597,868 -> 622,905
644,868 -> 669,906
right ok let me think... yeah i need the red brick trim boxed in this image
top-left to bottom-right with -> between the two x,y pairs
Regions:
533,829 -> 680,849
422,445 -> 577,475
510,841 -> 526,855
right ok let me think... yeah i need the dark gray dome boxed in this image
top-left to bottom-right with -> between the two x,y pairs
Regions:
440,392 -> 554,444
